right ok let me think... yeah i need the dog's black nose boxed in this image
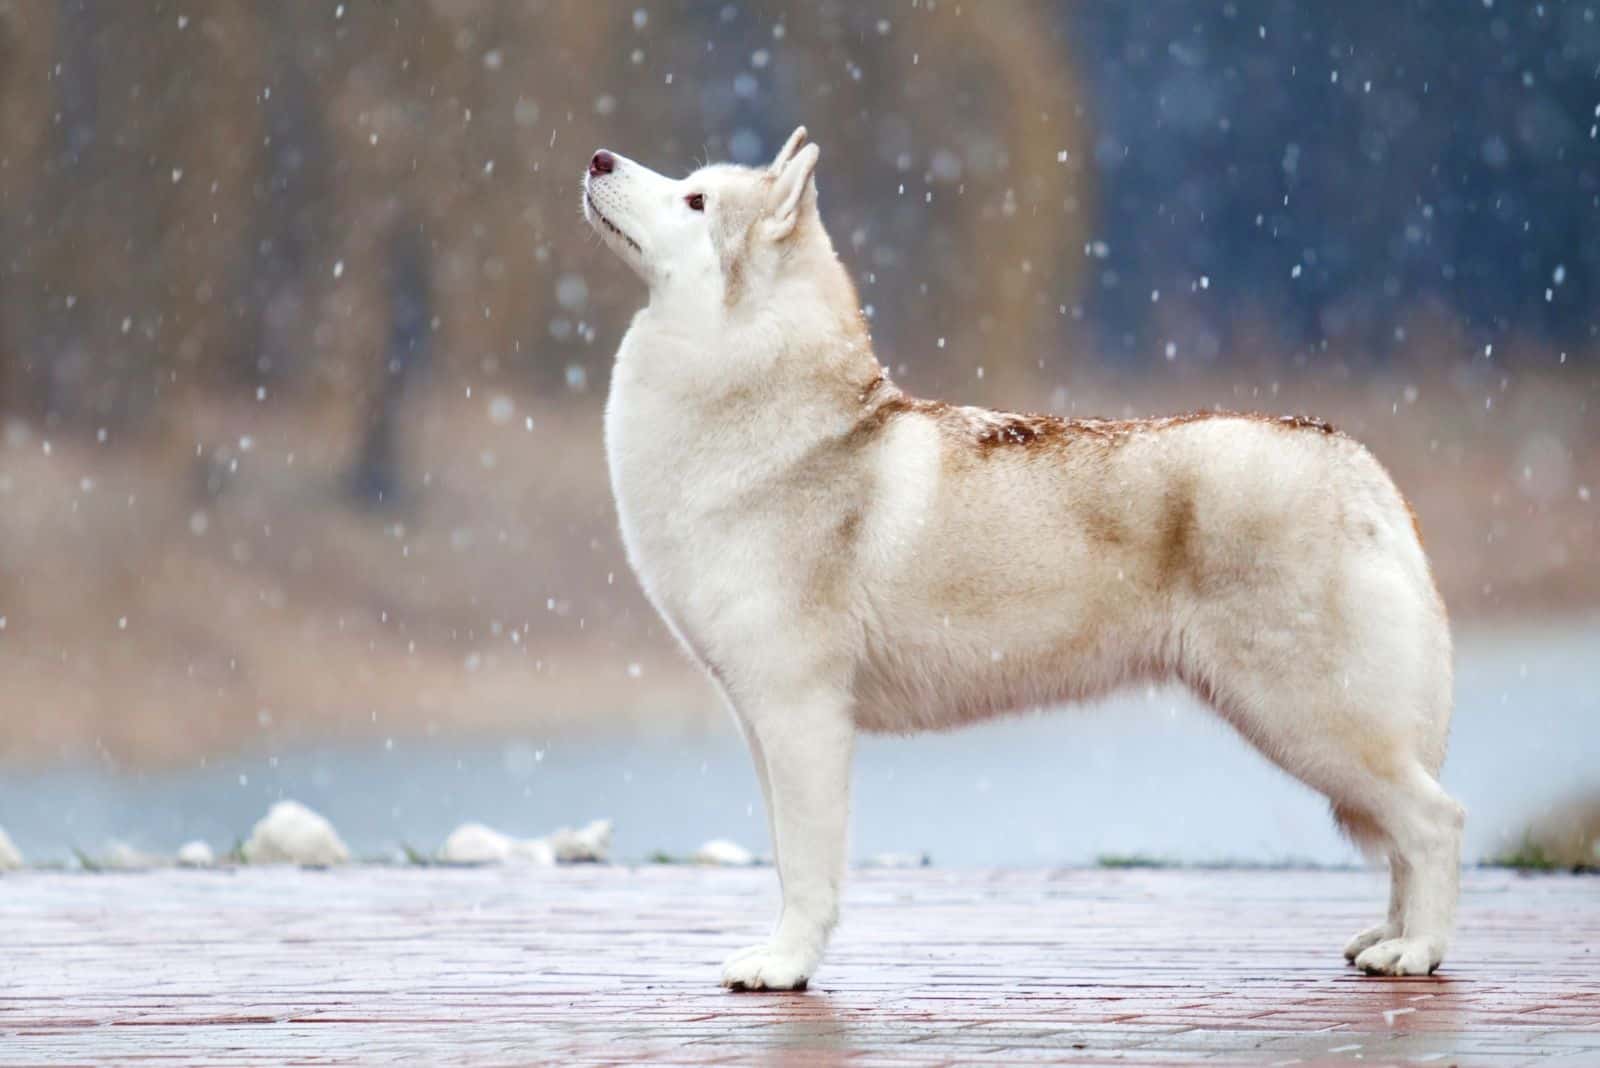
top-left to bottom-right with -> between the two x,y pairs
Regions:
589,150 -> 616,177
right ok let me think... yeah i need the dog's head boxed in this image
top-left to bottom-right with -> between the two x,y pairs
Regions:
582,127 -> 823,306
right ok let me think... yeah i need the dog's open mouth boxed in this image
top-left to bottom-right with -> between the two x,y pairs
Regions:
586,192 -> 642,254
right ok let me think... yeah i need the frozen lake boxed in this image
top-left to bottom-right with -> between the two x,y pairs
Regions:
2,622 -> 1595,868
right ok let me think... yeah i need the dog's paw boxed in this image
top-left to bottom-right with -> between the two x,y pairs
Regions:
1343,921 -> 1401,962
1354,937 -> 1441,976
720,942 -> 814,991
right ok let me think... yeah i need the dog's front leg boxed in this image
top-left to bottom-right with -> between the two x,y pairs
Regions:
721,686 -> 854,991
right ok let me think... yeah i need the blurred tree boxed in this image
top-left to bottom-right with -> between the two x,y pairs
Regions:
232,4 -> 332,391
0,0 -> 53,410
32,0 -> 99,422
2,2 -> 262,427
349,224 -> 431,508
1065,1 -> 1600,367
861,3 -> 1092,398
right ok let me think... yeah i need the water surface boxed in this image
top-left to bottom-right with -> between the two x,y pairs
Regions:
2,623 -> 1594,867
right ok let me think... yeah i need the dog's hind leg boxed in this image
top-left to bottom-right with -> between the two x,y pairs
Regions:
1332,803 -> 1408,961
1341,846 -> 1409,962
720,682 -> 855,991
1186,586 -> 1461,974
1347,766 -> 1462,976
1210,682 -> 1462,975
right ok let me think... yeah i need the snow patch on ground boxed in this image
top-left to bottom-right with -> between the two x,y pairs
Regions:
176,841 -> 216,868
104,841 -> 163,871
438,818 -> 611,866
546,819 -> 612,863
438,822 -> 555,866
242,801 -> 350,866
693,838 -> 756,866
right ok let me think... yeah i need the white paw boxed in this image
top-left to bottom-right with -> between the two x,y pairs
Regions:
1354,937 -> 1441,976
720,942 -> 815,991
1343,921 -> 1400,962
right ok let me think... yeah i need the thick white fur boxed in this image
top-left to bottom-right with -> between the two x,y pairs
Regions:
582,128 -> 1462,989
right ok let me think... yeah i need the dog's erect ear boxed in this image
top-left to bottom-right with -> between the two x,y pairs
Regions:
768,126 -> 808,176
764,141 -> 820,242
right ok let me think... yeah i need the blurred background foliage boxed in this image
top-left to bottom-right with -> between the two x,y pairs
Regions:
0,0 -> 1594,766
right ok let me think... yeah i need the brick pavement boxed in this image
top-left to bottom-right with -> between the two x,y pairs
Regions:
2,866 -> 1596,1065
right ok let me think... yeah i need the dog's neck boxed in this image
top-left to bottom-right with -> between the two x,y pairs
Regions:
625,225 -> 883,426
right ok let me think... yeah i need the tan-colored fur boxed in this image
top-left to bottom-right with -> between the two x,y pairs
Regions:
583,128 -> 1462,989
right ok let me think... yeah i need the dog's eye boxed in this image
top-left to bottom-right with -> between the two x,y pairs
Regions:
685,193 -> 706,212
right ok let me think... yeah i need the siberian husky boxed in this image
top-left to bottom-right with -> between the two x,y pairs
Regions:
582,128 -> 1461,989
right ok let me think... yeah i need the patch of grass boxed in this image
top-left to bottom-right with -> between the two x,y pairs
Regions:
1489,837 -> 1559,870
400,843 -> 433,867
1485,837 -> 1598,874
646,851 -> 682,865
1095,853 -> 1176,870
71,847 -> 102,873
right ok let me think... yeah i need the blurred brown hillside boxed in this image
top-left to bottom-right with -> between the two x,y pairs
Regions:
0,3 -> 1594,766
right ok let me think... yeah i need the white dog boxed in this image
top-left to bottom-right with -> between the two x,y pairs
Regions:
582,128 -> 1462,989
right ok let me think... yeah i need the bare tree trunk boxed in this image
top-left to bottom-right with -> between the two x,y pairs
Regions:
25,0 -> 99,422
348,225 -> 431,508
